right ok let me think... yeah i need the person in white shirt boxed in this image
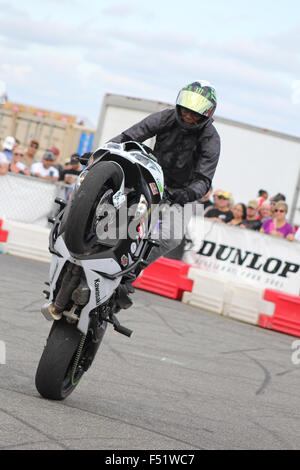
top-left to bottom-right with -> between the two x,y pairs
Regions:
0,135 -> 15,164
9,145 -> 30,176
31,151 -> 59,182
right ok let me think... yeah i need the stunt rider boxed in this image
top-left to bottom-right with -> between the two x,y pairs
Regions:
110,80 -> 221,263
82,81 -> 221,305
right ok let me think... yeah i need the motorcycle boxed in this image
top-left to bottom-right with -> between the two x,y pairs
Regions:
35,141 -> 164,400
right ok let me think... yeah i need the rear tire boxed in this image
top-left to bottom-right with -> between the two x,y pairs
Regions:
35,319 -> 106,400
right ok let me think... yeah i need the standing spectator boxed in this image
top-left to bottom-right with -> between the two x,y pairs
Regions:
269,193 -> 286,217
60,155 -> 82,199
258,201 -> 271,222
239,200 -> 262,231
0,136 -> 15,163
31,151 -> 59,182
49,146 -> 64,180
260,201 -> 294,241
205,191 -> 234,223
60,155 -> 82,181
212,188 -> 223,205
9,145 -> 30,176
256,189 -> 268,209
23,139 -> 39,167
227,203 -> 247,227
0,150 -> 9,175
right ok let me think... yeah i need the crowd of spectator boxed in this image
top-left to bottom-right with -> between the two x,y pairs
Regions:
1,134 -> 300,243
0,135 -> 82,198
202,187 -> 299,242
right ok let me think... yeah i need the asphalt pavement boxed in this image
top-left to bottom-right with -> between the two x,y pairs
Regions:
0,253 -> 299,450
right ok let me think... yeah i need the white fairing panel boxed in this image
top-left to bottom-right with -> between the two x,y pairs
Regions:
51,235 -> 121,334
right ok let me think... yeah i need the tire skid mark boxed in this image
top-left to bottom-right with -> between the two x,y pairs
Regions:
0,406 -> 69,450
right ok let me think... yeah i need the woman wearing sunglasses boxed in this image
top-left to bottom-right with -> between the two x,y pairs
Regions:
260,201 -> 294,241
9,145 -> 31,176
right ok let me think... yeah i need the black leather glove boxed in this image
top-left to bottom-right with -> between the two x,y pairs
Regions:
166,187 -> 196,206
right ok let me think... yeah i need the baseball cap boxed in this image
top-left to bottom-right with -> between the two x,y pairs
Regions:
49,147 -> 59,156
43,151 -> 55,161
67,153 -> 80,165
3,136 -> 15,151
247,200 -> 259,210
218,191 -> 231,199
270,193 -> 286,203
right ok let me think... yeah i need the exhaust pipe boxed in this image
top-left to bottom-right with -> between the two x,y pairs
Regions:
54,263 -> 82,314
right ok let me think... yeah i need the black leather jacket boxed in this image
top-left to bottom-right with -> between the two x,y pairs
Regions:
111,108 -> 221,201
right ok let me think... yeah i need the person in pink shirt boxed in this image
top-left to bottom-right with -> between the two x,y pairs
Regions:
260,201 -> 294,241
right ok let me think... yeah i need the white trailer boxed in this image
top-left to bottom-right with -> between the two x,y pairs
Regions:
94,93 -> 300,225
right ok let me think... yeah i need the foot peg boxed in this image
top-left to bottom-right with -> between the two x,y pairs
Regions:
107,314 -> 133,337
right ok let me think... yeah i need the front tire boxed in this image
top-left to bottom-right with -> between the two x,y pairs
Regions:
63,161 -> 124,255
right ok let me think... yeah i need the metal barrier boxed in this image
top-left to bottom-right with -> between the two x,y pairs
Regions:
0,173 -> 72,227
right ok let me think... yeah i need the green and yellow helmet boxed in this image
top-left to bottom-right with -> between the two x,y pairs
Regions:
175,81 -> 217,129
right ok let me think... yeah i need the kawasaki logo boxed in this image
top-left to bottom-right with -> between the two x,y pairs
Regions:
94,279 -> 101,305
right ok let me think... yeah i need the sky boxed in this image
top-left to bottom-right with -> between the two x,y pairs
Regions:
0,0 -> 300,136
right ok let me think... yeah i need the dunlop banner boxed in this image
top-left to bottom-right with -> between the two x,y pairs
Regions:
183,218 -> 300,295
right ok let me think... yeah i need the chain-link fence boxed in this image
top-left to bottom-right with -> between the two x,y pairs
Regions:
0,173 -> 72,227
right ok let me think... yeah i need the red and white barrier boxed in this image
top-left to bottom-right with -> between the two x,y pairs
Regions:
0,219 -> 9,253
133,258 -> 193,300
135,259 -> 300,338
258,290 -> 300,337
2,216 -> 299,338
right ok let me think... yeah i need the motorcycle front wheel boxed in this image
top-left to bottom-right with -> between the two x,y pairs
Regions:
63,161 -> 124,256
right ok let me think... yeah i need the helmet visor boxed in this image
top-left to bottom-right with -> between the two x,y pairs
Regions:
177,90 -> 215,117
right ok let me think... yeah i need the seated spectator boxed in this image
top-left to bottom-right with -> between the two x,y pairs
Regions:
260,201 -> 294,241
200,187 -> 214,210
0,149 -> 9,175
9,145 -> 30,176
227,203 -> 247,226
31,151 -> 59,182
23,139 -> 39,167
258,201 -> 271,221
205,191 -> 234,223
270,193 -> 286,217
0,136 -> 15,163
239,200 -> 262,230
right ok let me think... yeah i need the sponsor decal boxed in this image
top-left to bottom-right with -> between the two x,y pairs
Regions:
121,254 -> 129,267
149,182 -> 159,195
